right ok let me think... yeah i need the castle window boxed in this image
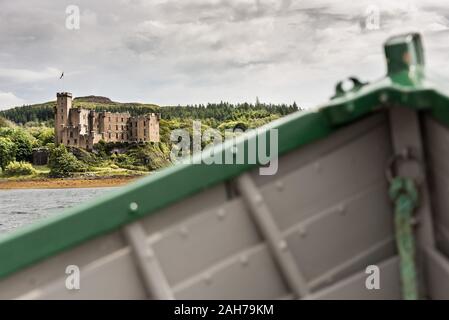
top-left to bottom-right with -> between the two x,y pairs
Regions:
121,118 -> 123,122
108,125 -> 111,130
116,125 -> 118,130
121,133 -> 124,139
67,140 -> 70,144
70,132 -> 73,138
116,117 -> 118,122
116,133 -> 118,139
74,139 -> 77,144
108,133 -> 111,139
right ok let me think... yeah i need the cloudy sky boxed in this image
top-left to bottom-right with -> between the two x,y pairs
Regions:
0,0 -> 448,110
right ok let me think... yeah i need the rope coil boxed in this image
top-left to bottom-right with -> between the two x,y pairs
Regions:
387,147 -> 421,300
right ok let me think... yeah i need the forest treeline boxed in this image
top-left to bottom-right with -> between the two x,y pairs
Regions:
0,100 -> 300,125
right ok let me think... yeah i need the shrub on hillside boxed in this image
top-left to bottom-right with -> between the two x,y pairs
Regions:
93,140 -> 109,158
48,145 -> 88,177
37,127 -> 54,146
4,161 -> 36,176
27,126 -> 54,146
67,146 -> 102,166
113,153 -> 148,171
126,143 -> 171,171
0,137 -> 16,171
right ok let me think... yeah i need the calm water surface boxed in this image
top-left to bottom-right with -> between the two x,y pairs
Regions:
0,188 -> 114,233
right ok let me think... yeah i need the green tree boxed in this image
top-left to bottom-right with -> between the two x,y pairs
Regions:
37,127 -> 55,146
48,145 -> 87,177
0,128 -> 35,162
0,137 -> 16,171
11,129 -> 34,161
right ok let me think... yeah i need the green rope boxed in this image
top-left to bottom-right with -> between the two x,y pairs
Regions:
388,177 -> 419,300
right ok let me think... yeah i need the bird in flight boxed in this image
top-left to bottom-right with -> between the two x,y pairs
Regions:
60,72 -> 64,79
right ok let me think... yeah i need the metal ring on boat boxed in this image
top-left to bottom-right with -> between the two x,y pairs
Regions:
386,147 -> 423,185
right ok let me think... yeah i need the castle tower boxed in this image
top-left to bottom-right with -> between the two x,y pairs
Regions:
148,113 -> 160,142
55,92 -> 72,145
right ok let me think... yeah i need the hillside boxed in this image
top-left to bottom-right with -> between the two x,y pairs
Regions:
0,95 -> 300,183
0,96 -> 160,124
0,96 -> 299,127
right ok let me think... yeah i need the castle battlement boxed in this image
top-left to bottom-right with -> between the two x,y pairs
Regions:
56,92 -> 72,98
54,92 -> 160,150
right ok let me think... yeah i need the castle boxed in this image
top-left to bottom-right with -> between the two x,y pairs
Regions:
55,92 -> 160,150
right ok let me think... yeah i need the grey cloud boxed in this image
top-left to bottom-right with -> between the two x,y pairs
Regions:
0,0 -> 448,109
